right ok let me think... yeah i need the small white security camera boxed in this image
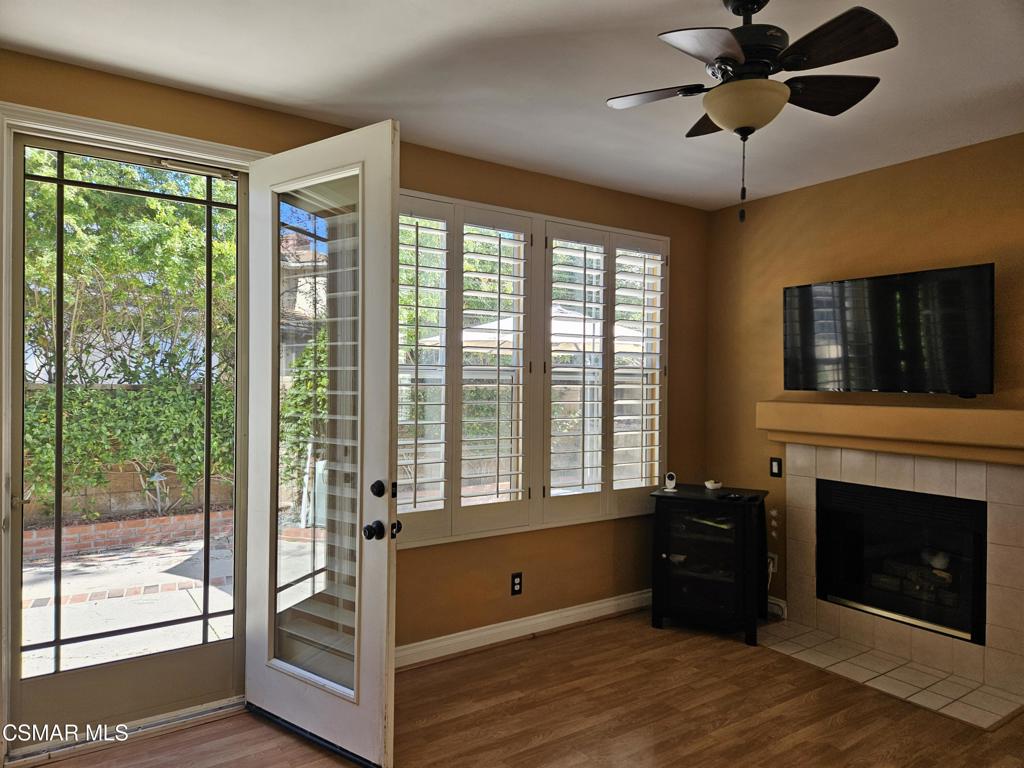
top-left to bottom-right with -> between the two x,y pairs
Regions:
664,472 -> 677,492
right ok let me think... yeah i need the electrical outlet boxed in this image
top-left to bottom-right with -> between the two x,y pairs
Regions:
767,553 -> 779,574
769,456 -> 783,478
510,572 -> 523,596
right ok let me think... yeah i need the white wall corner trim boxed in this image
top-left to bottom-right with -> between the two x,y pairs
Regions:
395,590 -> 652,669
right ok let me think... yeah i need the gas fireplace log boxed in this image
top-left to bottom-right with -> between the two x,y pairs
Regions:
870,573 -> 902,592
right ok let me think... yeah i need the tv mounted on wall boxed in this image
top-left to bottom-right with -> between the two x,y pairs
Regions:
784,264 -> 994,396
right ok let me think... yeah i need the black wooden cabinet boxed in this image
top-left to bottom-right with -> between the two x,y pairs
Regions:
651,486 -> 769,645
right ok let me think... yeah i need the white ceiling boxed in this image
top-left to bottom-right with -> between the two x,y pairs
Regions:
2,0 -> 1023,209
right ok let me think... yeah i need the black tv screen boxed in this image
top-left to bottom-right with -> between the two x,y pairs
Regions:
784,264 -> 994,395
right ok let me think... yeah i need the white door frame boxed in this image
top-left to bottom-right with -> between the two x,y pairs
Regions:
0,102 -> 266,762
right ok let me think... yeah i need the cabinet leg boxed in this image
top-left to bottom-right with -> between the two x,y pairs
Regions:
745,622 -> 757,646
652,613 -> 664,629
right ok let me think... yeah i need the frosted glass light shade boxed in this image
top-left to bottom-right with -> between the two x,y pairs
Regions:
703,79 -> 791,134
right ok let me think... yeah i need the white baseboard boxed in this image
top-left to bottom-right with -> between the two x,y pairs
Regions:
396,589 -> 651,669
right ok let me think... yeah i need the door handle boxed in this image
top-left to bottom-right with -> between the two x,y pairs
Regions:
370,479 -> 386,498
362,520 -> 386,540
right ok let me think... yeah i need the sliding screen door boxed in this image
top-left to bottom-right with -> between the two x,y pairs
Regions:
8,134 -> 246,753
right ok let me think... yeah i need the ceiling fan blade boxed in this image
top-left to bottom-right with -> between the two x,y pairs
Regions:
606,84 -> 707,110
658,27 -> 746,65
686,114 -> 722,138
786,75 -> 880,116
781,7 -> 898,71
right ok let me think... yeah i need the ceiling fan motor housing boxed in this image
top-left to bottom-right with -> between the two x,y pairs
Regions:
722,0 -> 770,17
729,24 -> 789,76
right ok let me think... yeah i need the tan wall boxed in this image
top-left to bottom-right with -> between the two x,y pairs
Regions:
2,48 -> 1018,633
704,133 -> 1024,597
398,517 -> 651,644
0,49 -> 708,644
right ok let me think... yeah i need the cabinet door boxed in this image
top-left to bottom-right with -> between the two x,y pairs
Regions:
663,503 -> 740,615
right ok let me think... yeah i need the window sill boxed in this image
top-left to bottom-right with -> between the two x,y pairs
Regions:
396,489 -> 656,550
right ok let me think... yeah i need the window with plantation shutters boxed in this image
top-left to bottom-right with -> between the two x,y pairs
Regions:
460,222 -> 527,506
549,235 -> 606,497
612,244 -> 664,489
394,191 -> 668,544
396,214 -> 448,513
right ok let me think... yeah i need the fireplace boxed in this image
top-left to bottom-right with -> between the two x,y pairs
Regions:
816,479 -> 987,645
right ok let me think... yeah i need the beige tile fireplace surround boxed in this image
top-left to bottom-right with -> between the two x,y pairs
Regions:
772,444 -> 1024,729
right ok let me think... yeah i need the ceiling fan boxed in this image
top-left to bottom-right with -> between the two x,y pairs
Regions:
607,0 -> 898,137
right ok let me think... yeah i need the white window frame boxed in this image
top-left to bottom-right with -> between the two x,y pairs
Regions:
397,190 -> 669,548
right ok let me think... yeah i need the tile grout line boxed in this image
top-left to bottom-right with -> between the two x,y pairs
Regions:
762,621 -> 1024,730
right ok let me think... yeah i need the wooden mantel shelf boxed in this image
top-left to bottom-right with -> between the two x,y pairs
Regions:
756,401 -> 1024,466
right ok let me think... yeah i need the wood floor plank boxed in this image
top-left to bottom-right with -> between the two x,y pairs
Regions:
50,612 -> 1024,767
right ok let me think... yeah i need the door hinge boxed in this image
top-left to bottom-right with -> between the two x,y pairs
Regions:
530,233 -> 534,247
542,485 -> 547,498
527,487 -> 532,500
391,481 -> 397,499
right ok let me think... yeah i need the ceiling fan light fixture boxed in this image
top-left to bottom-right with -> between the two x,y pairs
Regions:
703,78 -> 791,134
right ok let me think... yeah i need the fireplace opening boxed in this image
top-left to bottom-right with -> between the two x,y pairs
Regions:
816,479 -> 987,644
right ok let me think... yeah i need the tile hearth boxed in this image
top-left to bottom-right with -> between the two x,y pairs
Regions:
762,620 -> 1024,729
778,444 -> 1024,729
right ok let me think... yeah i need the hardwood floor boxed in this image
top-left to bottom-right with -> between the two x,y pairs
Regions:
53,612 -> 1024,767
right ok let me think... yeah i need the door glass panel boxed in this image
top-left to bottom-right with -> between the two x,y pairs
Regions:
63,152 -> 208,199
60,187 -> 206,638
59,620 -> 205,672
19,143 -> 239,677
22,178 -> 57,677
208,206 -> 238,620
275,170 -> 361,690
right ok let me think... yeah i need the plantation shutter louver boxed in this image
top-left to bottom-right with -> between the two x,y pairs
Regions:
460,222 -> 527,506
549,236 -> 606,497
396,214 -> 449,513
612,246 -> 664,489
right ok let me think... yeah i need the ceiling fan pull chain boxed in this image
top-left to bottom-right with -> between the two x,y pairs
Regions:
739,135 -> 748,223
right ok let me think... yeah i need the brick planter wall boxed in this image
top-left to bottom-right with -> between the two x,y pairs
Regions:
22,509 -> 234,561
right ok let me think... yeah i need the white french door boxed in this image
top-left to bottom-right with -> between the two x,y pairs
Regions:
246,120 -> 398,767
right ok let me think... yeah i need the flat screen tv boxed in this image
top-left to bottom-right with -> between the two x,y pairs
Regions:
784,264 -> 994,396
